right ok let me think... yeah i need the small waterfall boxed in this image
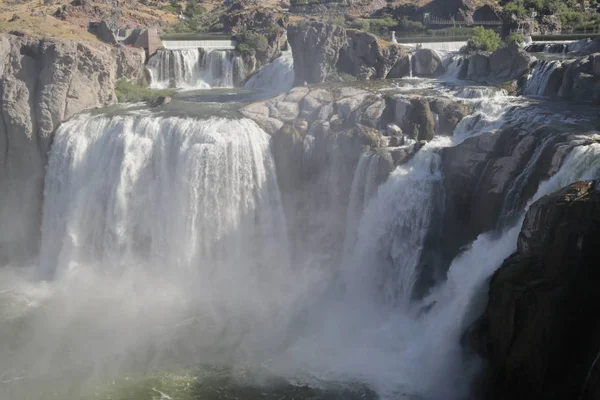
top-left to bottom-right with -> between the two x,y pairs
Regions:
408,54 -> 413,78
526,42 -> 570,54
147,49 -> 247,89
444,55 -> 465,79
244,50 -> 295,94
406,42 -> 468,52
498,134 -> 556,228
523,60 -> 562,97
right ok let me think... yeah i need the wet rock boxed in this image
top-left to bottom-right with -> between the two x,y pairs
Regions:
473,180 -> 600,400
466,54 -> 490,81
489,43 -> 532,82
151,96 -> 171,107
413,49 -> 444,77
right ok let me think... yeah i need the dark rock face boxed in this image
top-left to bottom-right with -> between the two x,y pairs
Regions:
489,43 -> 531,82
559,56 -> 600,104
337,30 -> 411,81
288,22 -> 347,84
441,123 -> 599,270
473,180 -> 600,400
412,49 -> 444,77
288,22 -> 414,84
465,45 -> 533,84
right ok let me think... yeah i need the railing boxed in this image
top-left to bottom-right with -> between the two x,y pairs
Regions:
426,17 -> 503,26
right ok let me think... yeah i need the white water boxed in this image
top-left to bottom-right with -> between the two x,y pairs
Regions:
523,59 -> 562,97
405,41 -> 467,52
2,81 -> 600,400
443,56 -> 464,79
147,49 -> 246,89
162,39 -> 236,50
244,50 -> 295,94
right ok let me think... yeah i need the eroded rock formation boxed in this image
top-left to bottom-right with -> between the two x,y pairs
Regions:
0,33 -> 144,264
287,22 -> 436,84
473,180 -> 600,400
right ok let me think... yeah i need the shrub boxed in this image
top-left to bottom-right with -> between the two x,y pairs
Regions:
235,30 -> 269,55
466,26 -> 501,53
350,19 -> 370,31
184,0 -> 206,18
503,1 -> 527,16
506,32 -> 524,46
115,80 -> 175,103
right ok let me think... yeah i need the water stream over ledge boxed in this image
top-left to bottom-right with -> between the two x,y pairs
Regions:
1,60 -> 600,400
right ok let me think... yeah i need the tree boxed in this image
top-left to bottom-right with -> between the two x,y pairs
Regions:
465,26 -> 501,53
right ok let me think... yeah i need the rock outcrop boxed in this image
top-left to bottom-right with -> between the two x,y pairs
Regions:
0,33 -> 144,264
240,84 -> 470,270
528,54 -> 600,104
288,22 -> 426,84
441,111 -> 600,269
223,5 -> 289,69
473,180 -> 600,400
288,22 -> 347,84
463,43 -> 533,84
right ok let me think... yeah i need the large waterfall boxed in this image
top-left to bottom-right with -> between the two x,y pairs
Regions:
147,48 -> 247,89
2,68 -> 600,400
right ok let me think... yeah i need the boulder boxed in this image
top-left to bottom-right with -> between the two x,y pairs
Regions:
412,49 -> 444,77
473,180 -> 600,400
466,54 -> 490,81
489,43 -> 533,82
338,29 -> 411,80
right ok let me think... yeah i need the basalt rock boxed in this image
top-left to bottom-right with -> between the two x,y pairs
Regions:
465,44 -> 533,84
288,22 -> 347,84
441,120 -> 600,270
473,180 -> 600,400
0,34 -> 145,264
288,22 -> 413,84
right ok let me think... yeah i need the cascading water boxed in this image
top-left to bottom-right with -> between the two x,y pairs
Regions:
2,64 -> 600,400
244,50 -> 295,94
147,48 -> 247,89
523,60 -> 562,97
443,55 -> 466,80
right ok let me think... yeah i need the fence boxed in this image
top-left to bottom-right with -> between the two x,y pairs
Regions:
426,17 -> 503,26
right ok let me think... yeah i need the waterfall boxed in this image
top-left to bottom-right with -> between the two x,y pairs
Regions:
523,60 -> 562,97
342,153 -> 382,258
498,134 -> 556,227
443,55 -> 465,79
147,49 -> 247,89
408,54 -> 413,78
244,50 -> 295,94
40,115 -> 290,283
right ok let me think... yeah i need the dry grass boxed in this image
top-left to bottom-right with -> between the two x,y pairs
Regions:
0,0 -> 177,39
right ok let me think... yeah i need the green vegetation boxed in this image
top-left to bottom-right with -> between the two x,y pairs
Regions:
115,80 -> 175,103
235,30 -> 269,56
506,32 -> 524,46
501,0 -> 600,32
465,26 -> 501,53
350,19 -> 370,31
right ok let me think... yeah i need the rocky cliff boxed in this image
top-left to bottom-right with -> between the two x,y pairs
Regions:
0,33 -> 145,265
241,84 -> 470,269
472,180 -> 600,400
287,22 -> 419,85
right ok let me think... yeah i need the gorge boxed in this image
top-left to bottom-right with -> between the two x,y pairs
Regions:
1,19 -> 600,400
